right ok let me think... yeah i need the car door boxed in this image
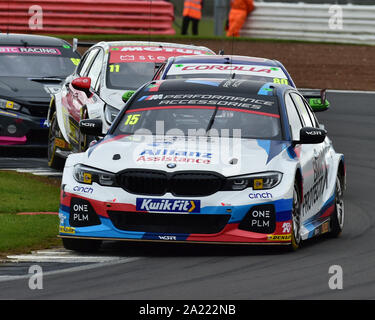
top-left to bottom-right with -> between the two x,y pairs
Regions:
284,92 -> 315,223
61,48 -> 99,148
289,92 -> 329,222
78,47 -> 104,120
76,48 -> 106,150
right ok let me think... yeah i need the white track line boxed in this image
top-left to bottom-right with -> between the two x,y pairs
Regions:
0,256 -> 141,283
6,249 -> 128,264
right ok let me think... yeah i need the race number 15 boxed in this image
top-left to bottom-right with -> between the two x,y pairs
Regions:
125,114 -> 140,126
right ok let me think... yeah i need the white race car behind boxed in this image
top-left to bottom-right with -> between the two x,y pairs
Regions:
47,41 -> 215,169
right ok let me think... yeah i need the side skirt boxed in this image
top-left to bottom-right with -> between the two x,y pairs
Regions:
301,218 -> 331,241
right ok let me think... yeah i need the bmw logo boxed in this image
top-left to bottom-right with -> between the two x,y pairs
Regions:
167,163 -> 176,169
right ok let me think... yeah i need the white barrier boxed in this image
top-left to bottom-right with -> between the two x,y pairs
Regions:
241,2 -> 375,45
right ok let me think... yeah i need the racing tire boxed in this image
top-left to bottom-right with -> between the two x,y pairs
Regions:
62,237 -> 102,253
328,174 -> 345,238
47,112 -> 65,170
290,181 -> 302,251
78,107 -> 95,152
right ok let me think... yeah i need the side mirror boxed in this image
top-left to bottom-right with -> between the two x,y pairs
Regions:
307,89 -> 330,112
79,119 -> 103,136
122,90 -> 135,103
298,127 -> 327,144
72,77 -> 92,98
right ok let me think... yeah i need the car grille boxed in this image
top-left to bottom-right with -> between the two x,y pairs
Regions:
27,129 -> 48,144
107,211 -> 231,234
22,101 -> 49,118
117,170 -> 225,196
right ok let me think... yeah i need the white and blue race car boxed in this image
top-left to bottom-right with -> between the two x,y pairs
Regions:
58,79 -> 345,252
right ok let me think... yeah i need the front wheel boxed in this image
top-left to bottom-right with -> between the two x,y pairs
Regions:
329,175 -> 345,237
47,112 -> 65,170
290,182 -> 302,251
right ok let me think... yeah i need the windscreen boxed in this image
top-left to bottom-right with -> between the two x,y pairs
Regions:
106,45 -> 214,90
0,45 -> 80,78
165,63 -> 290,85
113,83 -> 282,140
106,61 -> 157,90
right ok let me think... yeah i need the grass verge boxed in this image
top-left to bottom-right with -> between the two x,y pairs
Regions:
0,214 -> 61,258
0,171 -> 61,257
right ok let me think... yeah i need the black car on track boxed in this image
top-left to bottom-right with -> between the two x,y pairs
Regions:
0,33 -> 81,148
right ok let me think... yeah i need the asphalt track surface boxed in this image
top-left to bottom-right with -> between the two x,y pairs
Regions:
0,91 -> 374,299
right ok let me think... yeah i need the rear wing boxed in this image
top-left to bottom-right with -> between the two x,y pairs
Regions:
72,38 -> 96,52
299,88 -> 330,112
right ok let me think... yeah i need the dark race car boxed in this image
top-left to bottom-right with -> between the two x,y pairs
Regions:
0,34 -> 81,148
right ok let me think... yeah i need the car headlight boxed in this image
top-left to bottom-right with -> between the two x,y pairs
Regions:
224,171 -> 283,191
104,104 -> 120,125
73,164 -> 118,187
0,98 -> 21,111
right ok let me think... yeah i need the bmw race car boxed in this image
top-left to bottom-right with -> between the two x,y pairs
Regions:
58,78 -> 345,252
0,33 -> 80,147
47,41 -> 214,169
153,54 -> 329,112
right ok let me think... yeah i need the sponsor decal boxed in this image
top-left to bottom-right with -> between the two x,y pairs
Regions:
83,173 -> 92,184
69,197 -> 101,227
58,213 -> 66,225
248,192 -> 273,200
138,94 -> 164,101
239,204 -> 276,234
80,122 -> 97,128
267,234 -> 291,241
306,130 -> 323,135
142,233 -> 188,241
321,221 -> 330,234
253,179 -> 264,190
73,185 -> 93,194
128,92 -> 280,118
302,148 -> 329,216
136,198 -> 200,213
54,137 -> 69,149
137,149 -> 212,164
0,47 -> 61,55
59,226 -> 75,234
167,63 -> 288,79
158,235 -> 177,240
282,222 -> 292,233
139,149 -> 211,158
6,101 -> 14,109
250,208 -> 271,227
109,46 -> 210,63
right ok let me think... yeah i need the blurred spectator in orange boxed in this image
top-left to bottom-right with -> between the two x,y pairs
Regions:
181,0 -> 204,35
226,0 -> 254,37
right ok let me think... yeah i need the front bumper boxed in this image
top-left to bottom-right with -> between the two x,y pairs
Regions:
0,109 -> 48,147
58,183 -> 294,245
